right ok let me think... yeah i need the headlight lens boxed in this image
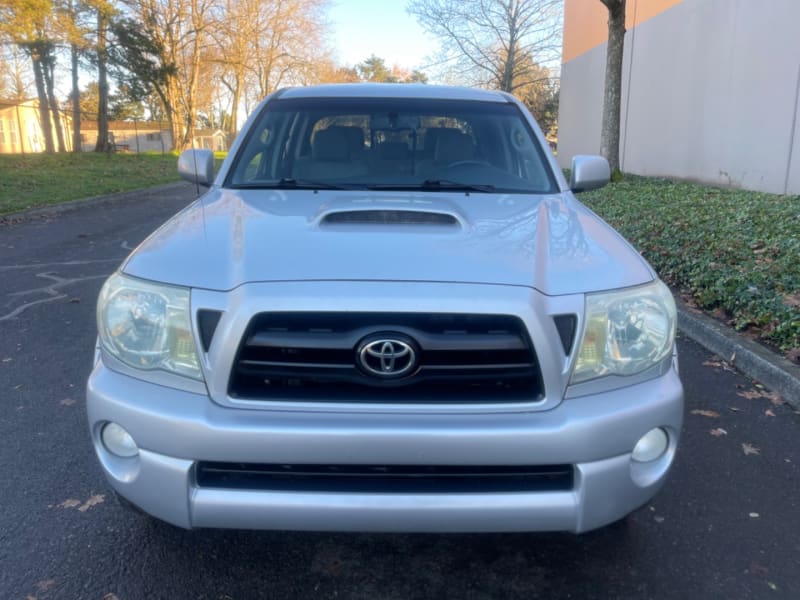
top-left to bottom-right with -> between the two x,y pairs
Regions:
570,280 -> 676,385
97,273 -> 202,380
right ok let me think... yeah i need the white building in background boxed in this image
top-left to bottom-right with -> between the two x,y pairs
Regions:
79,121 -> 228,153
0,98 -> 73,154
558,0 -> 800,195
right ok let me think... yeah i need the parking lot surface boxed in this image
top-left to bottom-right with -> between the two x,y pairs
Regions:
0,186 -> 798,599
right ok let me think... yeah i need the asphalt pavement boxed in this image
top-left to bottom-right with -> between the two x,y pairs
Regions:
0,185 -> 798,600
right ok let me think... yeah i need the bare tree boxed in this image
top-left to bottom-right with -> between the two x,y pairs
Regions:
123,0 -> 214,150
0,46 -> 33,100
208,0 -> 258,141
0,0 -> 64,152
407,0 -> 562,93
63,0 -> 86,152
89,0 -> 115,151
57,0 -> 93,152
598,0 -> 625,173
246,0 -> 329,103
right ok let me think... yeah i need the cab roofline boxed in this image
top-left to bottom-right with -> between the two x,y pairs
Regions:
278,83 -> 512,103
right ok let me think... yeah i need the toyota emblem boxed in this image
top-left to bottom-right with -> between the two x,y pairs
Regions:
357,336 -> 418,378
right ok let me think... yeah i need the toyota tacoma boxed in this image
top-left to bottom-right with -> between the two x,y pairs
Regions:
87,84 -> 683,533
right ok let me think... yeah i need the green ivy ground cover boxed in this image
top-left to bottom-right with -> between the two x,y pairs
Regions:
580,176 -> 800,356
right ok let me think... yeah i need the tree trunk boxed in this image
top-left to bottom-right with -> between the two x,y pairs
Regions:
71,43 -> 81,153
30,49 -> 55,154
95,11 -> 112,152
229,78 -> 240,143
43,56 -> 67,152
599,0 -> 625,174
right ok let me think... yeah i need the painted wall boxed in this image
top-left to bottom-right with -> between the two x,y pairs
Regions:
558,0 -> 800,195
0,101 -> 73,154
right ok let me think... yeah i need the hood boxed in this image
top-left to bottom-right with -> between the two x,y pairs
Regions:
122,189 -> 654,295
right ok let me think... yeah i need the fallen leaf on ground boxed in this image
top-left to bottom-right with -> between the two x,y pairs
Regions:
60,398 -> 76,406
742,443 -> 761,456
702,359 -> 735,372
710,428 -> 727,437
786,348 -> 800,364
749,512 -> 759,518
78,494 -> 105,512
102,594 -> 120,600
767,582 -> 779,591
57,499 -> 81,509
691,409 -> 720,418
783,293 -> 800,308
35,580 -> 56,592
737,388 -> 785,405
729,406 -> 742,412
765,409 -> 775,417
749,561 -> 769,576
653,515 -> 665,523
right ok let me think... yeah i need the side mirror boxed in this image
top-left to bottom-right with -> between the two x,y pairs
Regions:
570,155 -> 610,192
177,149 -> 215,187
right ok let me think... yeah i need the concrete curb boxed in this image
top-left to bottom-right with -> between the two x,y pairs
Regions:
676,298 -> 800,409
0,181 -> 193,224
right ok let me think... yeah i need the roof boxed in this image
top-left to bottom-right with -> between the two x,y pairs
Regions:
0,98 -> 38,107
279,83 -> 511,103
195,129 -> 225,137
80,121 -> 168,131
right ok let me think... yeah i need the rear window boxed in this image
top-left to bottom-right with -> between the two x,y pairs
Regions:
226,96 -> 557,194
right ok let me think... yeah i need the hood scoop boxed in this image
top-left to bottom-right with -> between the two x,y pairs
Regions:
320,209 -> 461,227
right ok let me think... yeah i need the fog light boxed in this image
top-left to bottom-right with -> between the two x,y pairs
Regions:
632,428 -> 668,462
101,422 -> 139,458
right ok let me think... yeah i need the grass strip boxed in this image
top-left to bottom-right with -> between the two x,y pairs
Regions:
0,152 -> 182,214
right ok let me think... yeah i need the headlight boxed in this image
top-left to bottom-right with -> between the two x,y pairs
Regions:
570,280 -> 676,385
97,273 -> 202,380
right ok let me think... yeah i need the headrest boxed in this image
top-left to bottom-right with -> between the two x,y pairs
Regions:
434,129 -> 475,163
377,141 -> 410,160
313,128 -> 349,161
329,126 -> 364,153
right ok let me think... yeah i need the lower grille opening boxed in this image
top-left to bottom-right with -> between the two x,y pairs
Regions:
195,463 -> 574,493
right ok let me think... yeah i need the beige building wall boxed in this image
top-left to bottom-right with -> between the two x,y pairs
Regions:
558,0 -> 800,195
0,101 -> 51,153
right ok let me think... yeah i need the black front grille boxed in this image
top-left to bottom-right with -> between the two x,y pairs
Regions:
195,462 -> 573,493
228,312 -> 543,402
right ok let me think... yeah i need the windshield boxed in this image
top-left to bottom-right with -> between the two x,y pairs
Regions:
226,96 -> 557,194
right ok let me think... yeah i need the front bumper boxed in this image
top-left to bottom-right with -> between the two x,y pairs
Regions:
86,360 -> 683,533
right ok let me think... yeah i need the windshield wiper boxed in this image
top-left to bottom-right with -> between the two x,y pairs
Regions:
231,178 -> 355,190
422,179 -> 496,193
366,180 -> 496,193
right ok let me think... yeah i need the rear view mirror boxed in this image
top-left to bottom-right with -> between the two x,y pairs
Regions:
178,149 -> 215,187
570,155 -> 610,192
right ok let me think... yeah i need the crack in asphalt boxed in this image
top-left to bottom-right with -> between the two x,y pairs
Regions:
0,271 -> 109,321
0,258 -> 123,272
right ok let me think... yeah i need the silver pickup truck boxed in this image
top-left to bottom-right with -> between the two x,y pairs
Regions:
87,83 -> 683,533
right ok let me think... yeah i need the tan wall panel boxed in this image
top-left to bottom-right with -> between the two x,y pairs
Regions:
559,0 -> 800,194
563,0 -> 684,63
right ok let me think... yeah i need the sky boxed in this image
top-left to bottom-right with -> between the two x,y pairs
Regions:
328,0 -> 440,71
